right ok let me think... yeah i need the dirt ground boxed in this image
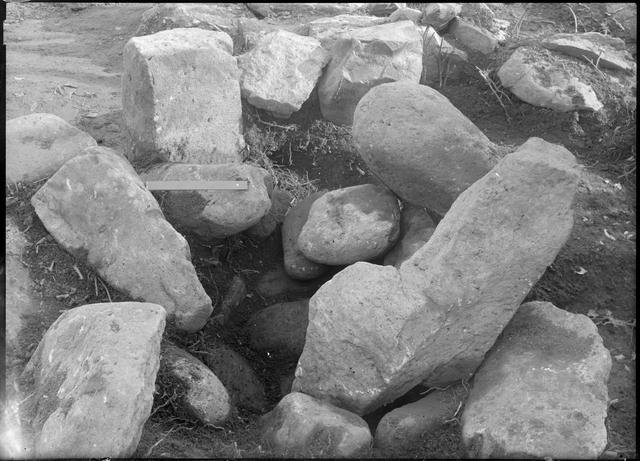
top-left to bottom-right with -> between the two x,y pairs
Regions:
3,2 -> 636,458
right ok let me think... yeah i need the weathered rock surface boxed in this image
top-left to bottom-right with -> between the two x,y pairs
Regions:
298,184 -> 401,265
160,343 -> 231,425
421,26 -> 468,86
256,265 -> 331,298
293,137 -> 580,415
352,81 -> 496,215
247,3 -> 366,19
202,344 -> 267,412
421,3 -> 461,30
462,301 -> 612,459
122,28 -> 244,168
247,299 -> 309,359
140,162 -> 272,239
542,32 -> 636,73
307,14 -> 388,50
450,18 -> 498,55
238,30 -> 329,118
366,3 -> 404,17
375,385 -> 466,452
31,147 -> 213,332
283,192 -> 330,280
20,302 -> 165,458
497,47 -> 604,112
237,18 -> 307,52
261,392 -> 372,457
6,113 -> 97,184
459,2 -> 496,30
384,204 -> 436,267
318,20 -> 423,125
389,6 -> 422,23
245,188 -> 293,239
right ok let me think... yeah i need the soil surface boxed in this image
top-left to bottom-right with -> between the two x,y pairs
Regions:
3,2 -> 636,458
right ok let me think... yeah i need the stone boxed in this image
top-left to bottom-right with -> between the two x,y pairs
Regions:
256,265 -> 330,298
238,31 -> 329,118
283,192 -> 330,280
6,113 -> 97,184
497,47 -> 604,112
160,343 -> 231,425
245,188 -> 293,239
122,28 -> 244,168
237,18 -> 307,52
384,204 -> 436,267
307,14 -> 389,50
459,2 -> 495,30
247,299 -> 309,359
260,392 -> 372,457
375,385 -> 466,452
211,275 -> 247,326
20,302 -> 165,458
352,81 -> 496,215
246,3 -> 366,18
421,26 -> 468,86
421,3 -> 461,30
201,344 -> 267,412
30,147 -> 213,333
450,18 -> 498,55
542,32 -> 636,73
318,20 -> 423,125
389,7 -> 422,23
292,137 -> 580,415
279,373 -> 295,397
298,184 -> 401,265
461,301 -> 612,459
366,3 -> 404,17
140,162 -> 272,239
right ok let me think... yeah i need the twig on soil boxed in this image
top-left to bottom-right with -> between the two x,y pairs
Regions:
565,3 -> 578,33
254,112 -> 296,131
514,3 -> 530,39
72,264 -> 84,280
444,400 -> 464,423
582,51 -> 605,78
144,426 -> 179,457
475,66 -> 512,123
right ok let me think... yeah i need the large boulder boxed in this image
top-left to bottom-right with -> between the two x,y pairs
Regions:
140,162 -> 272,239
298,184 -> 401,265
449,17 -> 498,55
292,137 -> 580,415
260,392 -> 372,457
421,3 -> 461,30
282,192 -> 330,281
122,28 -> 244,168
160,343 -> 231,425
247,3 -> 366,18
6,113 -> 97,184
318,20 -> 423,125
497,47 -> 604,112
352,81 -> 496,215
20,302 -> 165,458
236,18 -> 308,52
461,302 -> 612,458
459,2 -> 496,31
383,204 -> 436,267
238,30 -> 329,118
542,32 -> 636,73
31,147 -> 213,332
389,6 -> 423,23
307,14 -> 389,50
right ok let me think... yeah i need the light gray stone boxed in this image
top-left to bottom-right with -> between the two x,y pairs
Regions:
384,204 -> 436,267
31,147 -> 213,333
352,81 -> 496,215
293,137 -> 580,415
459,2 -> 495,30
307,14 -> 389,50
140,162 -> 272,239
6,113 -> 97,184
247,3 -> 366,18
421,3 -> 461,30
298,184 -> 401,265
497,47 -> 604,112
20,302 -> 165,458
247,299 -> 309,359
161,343 -> 231,425
461,301 -> 612,459
237,18 -> 308,52
122,28 -> 244,168
261,392 -> 372,457
318,20 -> 423,125
450,17 -> 498,55
238,30 -> 329,118
389,6 -> 422,23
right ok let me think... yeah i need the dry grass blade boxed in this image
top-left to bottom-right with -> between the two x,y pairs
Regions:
514,3 -> 530,39
565,3 -> 578,32
475,66 -> 512,123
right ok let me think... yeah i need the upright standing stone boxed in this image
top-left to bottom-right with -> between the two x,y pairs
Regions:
6,113 -> 97,184
318,20 -> 423,125
31,147 -> 213,332
293,137 -> 580,415
462,302 -> 612,459
122,28 -> 244,168
20,302 -> 166,458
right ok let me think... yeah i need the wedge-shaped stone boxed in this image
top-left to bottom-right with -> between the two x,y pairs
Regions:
31,147 -> 213,332
122,28 -> 244,168
20,302 -> 165,458
6,113 -> 97,184
261,392 -> 372,457
462,302 -> 611,459
141,162 -> 272,238
353,81 -> 496,215
238,30 -> 329,118
318,20 -> 423,125
293,137 -> 579,415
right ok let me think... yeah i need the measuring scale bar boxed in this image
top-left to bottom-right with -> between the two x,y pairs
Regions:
145,180 -> 249,191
